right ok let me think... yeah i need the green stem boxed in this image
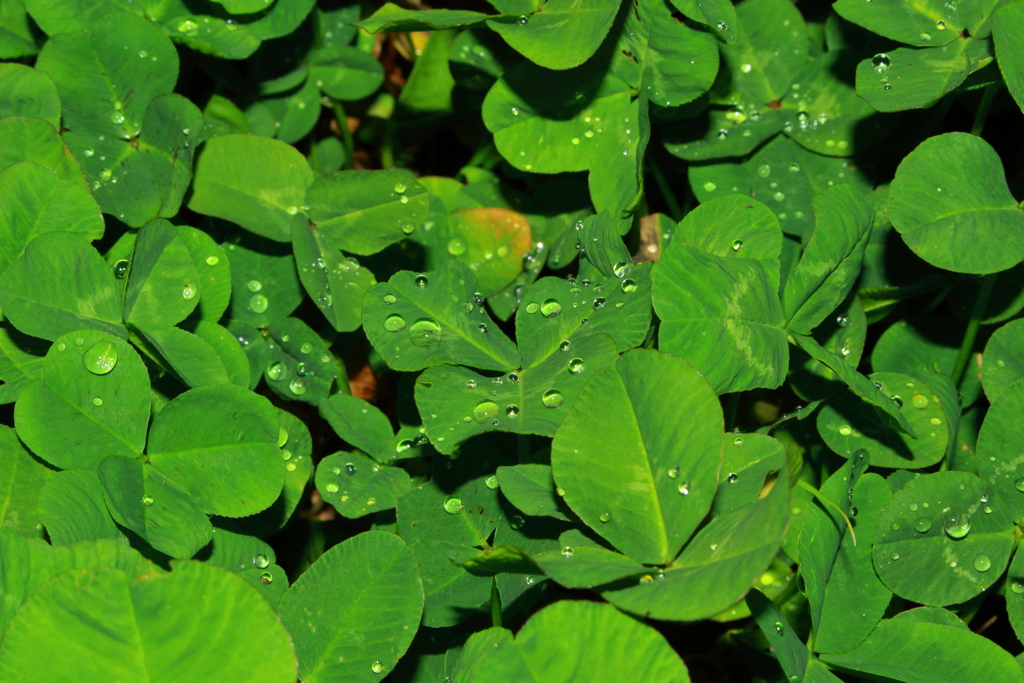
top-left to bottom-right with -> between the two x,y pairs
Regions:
381,118 -> 396,170
647,157 -> 682,222
970,84 -> 998,137
951,274 -> 995,387
490,578 -> 503,628
331,101 -> 355,170
796,480 -> 857,546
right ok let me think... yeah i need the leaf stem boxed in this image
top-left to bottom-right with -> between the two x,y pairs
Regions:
796,479 -> 857,547
490,578 -> 502,628
951,274 -> 995,387
970,84 -> 998,137
646,156 -> 683,222
331,101 -> 355,170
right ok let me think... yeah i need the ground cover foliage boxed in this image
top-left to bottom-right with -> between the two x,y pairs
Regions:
2,0 -> 1024,680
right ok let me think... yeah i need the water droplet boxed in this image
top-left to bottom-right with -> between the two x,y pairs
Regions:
599,512 -> 611,523
517,14 -> 528,24
83,341 -> 117,375
613,261 -> 632,278
478,323 -> 488,333
974,555 -> 991,572
542,389 -> 564,409
558,341 -> 571,353
415,275 -> 428,287
83,148 -> 95,157
914,517 -> 932,533
286,462 -> 297,471
253,553 -> 270,569
505,404 -> 519,417
473,400 -> 500,423
325,483 -> 339,493
288,379 -> 307,395
836,315 -> 849,328
371,661 -> 385,674
773,621 -> 784,635
299,342 -> 312,355
891,551 -> 900,561
442,495 -> 464,514
1013,582 -> 1024,594
703,181 -> 717,192
205,255 -> 219,266
678,481 -> 691,495
936,19 -> 947,29
773,191 -> 785,202
92,397 -> 103,406
734,437 -> 744,447
731,240 -> 743,252
509,514 -> 525,529
384,314 -> 406,332
942,508 -> 971,539
758,164 -> 771,178
250,294 -> 269,313
267,362 -> 288,381
112,259 -> 129,279
727,472 -> 739,483
142,494 -> 154,506
892,395 -> 903,409
541,299 -> 562,317
567,358 -> 585,375
839,425 -> 852,436
110,111 -> 125,124
919,31 -> 931,41
182,282 -> 197,300
485,474 -> 499,490
620,278 -> 637,293
409,319 -> 441,347
282,450 -> 293,461
872,53 -> 891,72
891,521 -> 901,530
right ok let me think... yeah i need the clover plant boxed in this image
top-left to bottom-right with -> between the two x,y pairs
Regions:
3,0 -> 1024,680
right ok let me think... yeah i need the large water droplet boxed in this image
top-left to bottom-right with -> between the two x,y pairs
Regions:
182,282 -> 197,300
613,261 -> 632,278
505,404 -> 519,417
384,314 -> 406,332
1014,477 -> 1024,493
567,358 -> 585,375
599,512 -> 611,523
447,238 -> 466,256
409,318 -> 441,348
542,389 -> 564,409
872,53 -> 892,72
942,508 -> 970,539
473,401 -> 499,424
1012,581 -> 1024,594
254,553 -> 270,568
142,494 -> 154,507
443,495 -> 464,514
974,555 -> 991,572
267,362 -> 288,381
250,294 -> 269,313
485,474 -> 499,489
914,517 -> 932,533
92,397 -> 103,406
247,280 -> 263,292
83,341 -> 118,375
112,259 -> 129,279
371,661 -> 385,674
383,294 -> 397,305
757,164 -> 771,178
620,278 -> 637,293
541,299 -> 562,317
299,342 -> 313,354
289,379 -> 307,395
415,275 -> 428,287
394,181 -> 407,193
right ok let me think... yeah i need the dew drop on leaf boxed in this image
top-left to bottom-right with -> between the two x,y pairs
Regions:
371,661 -> 385,674
473,400 -> 500,423
82,341 -> 117,375
872,53 -> 891,72
599,512 -> 611,523
914,517 -> 932,533
112,259 -> 129,279
142,495 -> 154,507
415,275 -> 428,287
409,319 -> 441,347
541,299 -> 562,317
288,379 -> 307,395
384,314 -> 406,332
485,474 -> 499,489
542,389 -> 564,409
973,555 -> 991,572
942,508 -> 970,539
250,294 -> 269,313
267,362 -> 288,381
